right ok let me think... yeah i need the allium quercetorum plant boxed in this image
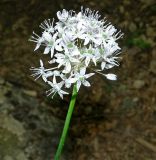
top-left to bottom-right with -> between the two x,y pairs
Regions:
30,7 -> 123,160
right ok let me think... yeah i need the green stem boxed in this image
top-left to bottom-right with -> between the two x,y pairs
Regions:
54,84 -> 78,160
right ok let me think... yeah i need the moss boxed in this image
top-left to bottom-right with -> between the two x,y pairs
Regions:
0,128 -> 20,156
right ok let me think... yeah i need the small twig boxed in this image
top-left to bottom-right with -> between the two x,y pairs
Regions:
136,138 -> 156,153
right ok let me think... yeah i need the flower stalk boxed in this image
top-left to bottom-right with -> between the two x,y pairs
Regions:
54,84 -> 77,160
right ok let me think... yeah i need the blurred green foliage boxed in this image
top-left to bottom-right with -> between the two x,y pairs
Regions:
150,4 -> 156,14
127,37 -> 151,50
125,29 -> 151,50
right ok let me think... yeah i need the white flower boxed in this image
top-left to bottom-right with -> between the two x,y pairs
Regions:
39,19 -> 55,33
80,46 -> 98,66
42,32 -> 63,57
73,68 -> 95,91
46,77 -> 68,99
30,7 -> 123,99
80,31 -> 102,46
55,51 -> 79,73
30,32 -> 45,51
57,9 -> 69,22
99,41 -> 121,70
64,77 -> 77,88
104,25 -> 117,38
30,59 -> 53,82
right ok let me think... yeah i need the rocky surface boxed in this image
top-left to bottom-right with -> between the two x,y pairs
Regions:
0,79 -> 68,160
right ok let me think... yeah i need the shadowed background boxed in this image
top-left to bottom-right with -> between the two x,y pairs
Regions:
0,0 -> 156,160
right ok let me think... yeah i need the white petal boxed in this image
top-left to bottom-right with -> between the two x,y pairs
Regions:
55,38 -> 62,44
84,38 -> 90,45
57,11 -> 61,20
85,57 -> 90,66
44,47 -> 50,54
77,21 -> 82,29
66,78 -> 77,84
92,57 -> 97,66
40,59 -> 43,67
70,57 -> 79,63
80,67 -> 86,75
105,74 -> 117,80
53,76 -> 57,84
85,73 -> 95,79
58,90 -> 68,99
76,80 -> 81,91
57,61 -> 64,68
83,80 -> 91,87
55,44 -> 63,51
92,37 -> 102,45
53,70 -> 60,76
58,81 -> 64,88
53,32 -> 58,40
63,62 -> 71,73
77,12 -> 82,18
48,59 -> 56,64
79,34 -> 86,40
65,83 -> 71,88
101,62 -> 106,70
60,90 -> 69,95
57,9 -> 68,22
62,9 -> 68,18
105,64 -> 114,69
34,43 -> 40,51
43,32 -> 52,41
72,48 -> 80,55
55,53 -> 64,58
47,81 -> 53,87
58,92 -> 63,99
42,75 -> 47,82
66,62 -> 71,72
46,89 -> 54,96
51,47 -> 54,57
46,71 -> 53,77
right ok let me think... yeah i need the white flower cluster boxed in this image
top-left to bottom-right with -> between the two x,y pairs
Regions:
30,7 -> 123,99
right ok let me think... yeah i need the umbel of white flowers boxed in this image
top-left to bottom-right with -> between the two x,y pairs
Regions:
30,7 -> 123,99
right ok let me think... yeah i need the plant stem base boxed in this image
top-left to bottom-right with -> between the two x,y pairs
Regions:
54,84 -> 77,160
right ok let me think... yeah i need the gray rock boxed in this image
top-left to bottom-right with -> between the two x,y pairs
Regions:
152,48 -> 156,59
0,92 -> 6,104
0,114 -> 25,138
122,97 -> 137,109
23,89 -> 37,97
0,128 -> 19,157
149,60 -> 156,74
129,23 -> 137,32
16,152 -> 28,160
133,80 -> 145,89
0,77 -> 5,85
3,155 -> 13,160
